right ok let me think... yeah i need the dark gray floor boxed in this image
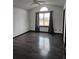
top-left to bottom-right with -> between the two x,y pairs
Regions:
13,32 -> 65,59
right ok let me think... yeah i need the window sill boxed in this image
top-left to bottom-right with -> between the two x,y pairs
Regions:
39,26 -> 49,27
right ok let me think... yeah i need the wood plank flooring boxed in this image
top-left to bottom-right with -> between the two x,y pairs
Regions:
13,32 -> 65,59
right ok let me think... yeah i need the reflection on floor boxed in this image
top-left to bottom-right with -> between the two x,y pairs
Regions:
39,36 -> 50,57
13,32 -> 65,59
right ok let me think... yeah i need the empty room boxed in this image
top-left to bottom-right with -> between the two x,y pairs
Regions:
13,0 -> 66,59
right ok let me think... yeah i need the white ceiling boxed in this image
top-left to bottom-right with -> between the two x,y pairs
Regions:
13,0 -> 66,10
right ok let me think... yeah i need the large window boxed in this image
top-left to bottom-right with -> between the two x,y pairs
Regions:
39,7 -> 50,26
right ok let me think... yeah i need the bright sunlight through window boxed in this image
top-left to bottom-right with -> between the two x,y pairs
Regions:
40,7 -> 48,11
39,7 -> 50,26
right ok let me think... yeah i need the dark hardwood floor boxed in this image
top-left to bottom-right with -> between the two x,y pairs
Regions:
13,32 -> 65,59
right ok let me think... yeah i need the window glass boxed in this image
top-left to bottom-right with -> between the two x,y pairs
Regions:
39,7 -> 49,26
40,7 -> 48,11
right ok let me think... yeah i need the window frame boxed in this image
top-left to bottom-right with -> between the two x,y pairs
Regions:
38,11 -> 50,27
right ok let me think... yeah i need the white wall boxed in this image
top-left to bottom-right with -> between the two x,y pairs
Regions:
28,5 -> 64,33
13,7 -> 29,37
40,27 -> 48,32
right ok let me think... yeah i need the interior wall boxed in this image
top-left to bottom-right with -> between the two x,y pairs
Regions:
40,27 -> 48,32
28,5 -> 64,33
13,7 -> 29,37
